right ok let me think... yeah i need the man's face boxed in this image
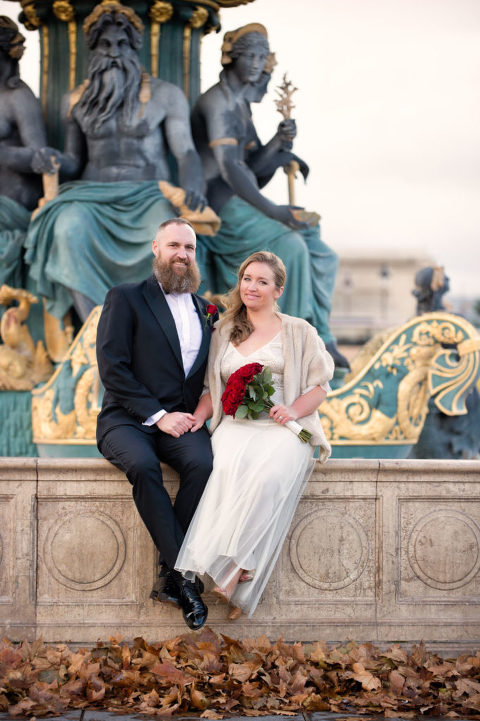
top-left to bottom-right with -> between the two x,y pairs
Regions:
94,24 -> 135,65
152,222 -> 201,294
153,223 -> 197,273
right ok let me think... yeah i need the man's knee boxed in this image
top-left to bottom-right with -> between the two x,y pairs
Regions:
184,452 -> 213,483
127,455 -> 162,485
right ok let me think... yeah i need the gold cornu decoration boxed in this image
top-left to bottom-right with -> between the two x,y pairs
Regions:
41,25 -> 49,117
53,1 -> 77,91
149,1 -> 173,78
183,5 -> 208,97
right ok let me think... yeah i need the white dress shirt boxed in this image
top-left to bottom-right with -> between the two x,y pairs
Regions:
143,285 -> 203,426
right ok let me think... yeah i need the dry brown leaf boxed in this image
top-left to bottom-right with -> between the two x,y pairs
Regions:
200,710 -> 223,719
228,662 -> 256,683
389,669 -> 405,695
351,662 -> 382,691
190,685 -> 209,710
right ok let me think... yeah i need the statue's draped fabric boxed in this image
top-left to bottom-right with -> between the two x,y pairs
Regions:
197,196 -> 338,343
0,195 -> 31,288
24,181 -> 172,319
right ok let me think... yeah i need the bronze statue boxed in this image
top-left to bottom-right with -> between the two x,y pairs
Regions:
25,1 -> 208,322
0,17 -> 49,290
192,23 -> 348,367
412,266 -> 450,314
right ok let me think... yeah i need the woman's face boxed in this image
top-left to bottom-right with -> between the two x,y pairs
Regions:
240,261 -> 283,311
232,36 -> 269,85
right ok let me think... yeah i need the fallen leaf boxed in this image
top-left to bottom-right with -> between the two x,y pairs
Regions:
351,662 -> 382,691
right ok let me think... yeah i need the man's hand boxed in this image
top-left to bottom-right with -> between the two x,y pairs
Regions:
184,188 -> 207,212
156,412 -> 196,438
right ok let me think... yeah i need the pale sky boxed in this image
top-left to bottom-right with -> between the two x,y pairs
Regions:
2,0 -> 479,297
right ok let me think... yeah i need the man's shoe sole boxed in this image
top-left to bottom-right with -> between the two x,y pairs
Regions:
150,589 -> 181,608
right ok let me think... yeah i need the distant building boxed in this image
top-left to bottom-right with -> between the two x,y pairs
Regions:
331,249 -> 435,343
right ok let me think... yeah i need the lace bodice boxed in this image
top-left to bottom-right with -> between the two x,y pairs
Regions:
221,334 -> 285,406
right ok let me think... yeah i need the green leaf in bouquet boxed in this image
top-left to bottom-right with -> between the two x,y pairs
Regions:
248,386 -> 257,401
262,367 -> 273,384
251,401 -> 265,413
235,405 -> 248,419
248,409 -> 259,419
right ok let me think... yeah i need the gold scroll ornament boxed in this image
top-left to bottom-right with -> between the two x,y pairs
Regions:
159,180 -> 221,235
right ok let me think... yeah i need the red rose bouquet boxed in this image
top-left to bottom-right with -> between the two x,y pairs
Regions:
221,363 -> 312,443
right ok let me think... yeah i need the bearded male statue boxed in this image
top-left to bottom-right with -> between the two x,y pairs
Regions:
25,1 -> 207,322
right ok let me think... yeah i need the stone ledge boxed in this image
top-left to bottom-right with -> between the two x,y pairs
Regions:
1,457 -> 479,651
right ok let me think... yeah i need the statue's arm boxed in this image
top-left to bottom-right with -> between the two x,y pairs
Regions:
253,150 -> 309,189
248,119 -> 308,178
59,112 -> 87,179
204,106 -> 307,229
31,96 -> 86,178
162,87 -> 206,210
0,86 -> 48,173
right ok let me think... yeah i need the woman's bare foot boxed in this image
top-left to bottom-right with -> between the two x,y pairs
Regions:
213,567 -> 242,601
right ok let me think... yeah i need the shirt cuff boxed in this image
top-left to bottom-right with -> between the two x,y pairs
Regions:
143,409 -> 167,426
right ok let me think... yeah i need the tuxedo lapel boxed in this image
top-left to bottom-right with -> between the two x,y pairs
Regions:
187,294 -> 210,379
143,275 -> 183,373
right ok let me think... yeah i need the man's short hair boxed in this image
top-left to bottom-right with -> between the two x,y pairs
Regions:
157,218 -> 196,235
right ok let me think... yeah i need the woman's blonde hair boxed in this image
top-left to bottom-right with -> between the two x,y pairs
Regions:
221,251 -> 286,345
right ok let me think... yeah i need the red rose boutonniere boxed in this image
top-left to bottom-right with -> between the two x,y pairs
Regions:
204,303 -> 217,331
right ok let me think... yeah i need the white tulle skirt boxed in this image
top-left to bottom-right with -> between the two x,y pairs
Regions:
175,415 -> 314,617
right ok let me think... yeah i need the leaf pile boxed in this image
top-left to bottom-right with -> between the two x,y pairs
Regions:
1,628 -> 480,717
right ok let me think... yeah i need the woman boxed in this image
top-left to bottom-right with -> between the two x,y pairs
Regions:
175,251 -> 334,619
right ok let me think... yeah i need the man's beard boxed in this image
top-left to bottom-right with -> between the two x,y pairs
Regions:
78,51 -> 143,134
153,255 -> 201,295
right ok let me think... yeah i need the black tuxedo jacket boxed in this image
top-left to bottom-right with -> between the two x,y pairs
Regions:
96,275 -> 215,445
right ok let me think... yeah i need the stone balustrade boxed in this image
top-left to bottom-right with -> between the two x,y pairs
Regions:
1,458 -> 479,654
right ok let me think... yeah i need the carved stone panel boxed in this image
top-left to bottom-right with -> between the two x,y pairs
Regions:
37,497 -> 136,604
278,496 -> 378,606
0,460 -> 37,640
0,494 -> 14,603
398,499 -> 480,603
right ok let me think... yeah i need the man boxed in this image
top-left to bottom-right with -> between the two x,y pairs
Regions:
96,218 -> 216,630
26,1 -> 207,323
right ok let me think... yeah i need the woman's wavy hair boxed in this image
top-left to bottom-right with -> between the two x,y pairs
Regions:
220,251 -> 286,346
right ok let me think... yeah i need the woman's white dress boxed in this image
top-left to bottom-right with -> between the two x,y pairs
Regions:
175,333 -> 316,617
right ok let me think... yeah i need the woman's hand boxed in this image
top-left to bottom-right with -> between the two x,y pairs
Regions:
190,392 -> 213,432
269,404 -> 298,426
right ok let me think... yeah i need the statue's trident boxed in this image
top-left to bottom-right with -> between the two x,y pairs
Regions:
274,73 -> 320,225
274,73 -> 299,205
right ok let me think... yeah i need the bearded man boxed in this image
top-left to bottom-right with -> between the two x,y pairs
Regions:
25,1 -> 207,322
96,218 -> 217,630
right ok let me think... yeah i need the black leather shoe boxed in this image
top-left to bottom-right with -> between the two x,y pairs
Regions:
150,569 -> 182,608
177,577 -> 208,630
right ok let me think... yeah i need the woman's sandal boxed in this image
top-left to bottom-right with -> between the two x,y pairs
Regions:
227,605 -> 242,621
212,587 -> 242,620
212,586 -> 230,604
238,571 -> 255,583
